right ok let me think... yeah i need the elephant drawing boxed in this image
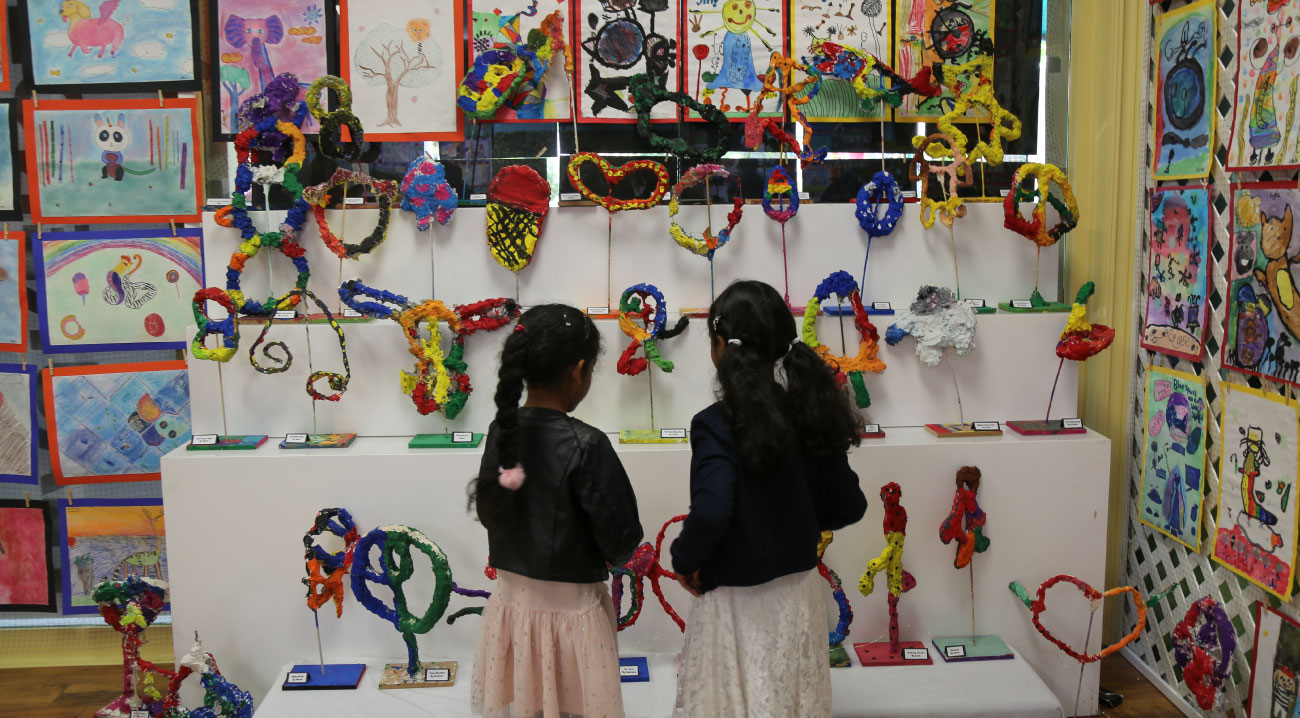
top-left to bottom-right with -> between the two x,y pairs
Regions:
223,14 -> 285,94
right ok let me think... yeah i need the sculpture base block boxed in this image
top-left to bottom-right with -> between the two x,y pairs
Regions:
619,430 -> 688,444
829,644 -> 852,668
281,663 -> 367,690
1005,420 -> 1087,436
409,433 -> 484,449
932,635 -> 1014,662
187,435 -> 267,451
853,640 -> 934,667
925,423 -> 1003,438
378,660 -> 457,690
280,433 -> 357,449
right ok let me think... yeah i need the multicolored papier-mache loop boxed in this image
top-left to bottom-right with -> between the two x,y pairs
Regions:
302,168 -> 401,259
567,152 -> 670,212
1004,163 -> 1080,248
245,288 -> 352,401
400,158 -> 459,231
305,75 -> 365,161
456,7 -> 566,120
919,56 -> 1022,166
1009,574 -> 1155,664
909,133 -> 973,230
668,165 -> 744,259
1172,596 -> 1234,710
190,288 -> 241,362
856,171 -> 904,238
617,284 -> 689,376
609,543 -> 656,630
762,166 -> 799,224
759,53 -> 827,167
303,508 -> 359,618
628,73 -> 733,162
801,271 -> 886,408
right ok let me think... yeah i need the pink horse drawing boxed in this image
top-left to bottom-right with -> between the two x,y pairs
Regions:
61,0 -> 126,59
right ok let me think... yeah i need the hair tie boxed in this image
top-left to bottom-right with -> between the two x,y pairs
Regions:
498,465 -> 525,490
513,324 -> 525,333
727,338 -> 742,346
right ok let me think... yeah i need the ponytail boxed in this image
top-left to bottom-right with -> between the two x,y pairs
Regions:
782,339 -> 863,458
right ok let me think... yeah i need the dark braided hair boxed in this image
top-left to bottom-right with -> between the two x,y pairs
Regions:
470,304 -> 601,527
709,280 -> 863,476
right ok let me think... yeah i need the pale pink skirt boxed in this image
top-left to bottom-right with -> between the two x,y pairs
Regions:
471,570 -> 625,718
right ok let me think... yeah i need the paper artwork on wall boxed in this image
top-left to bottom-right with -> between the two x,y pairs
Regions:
894,0 -> 993,121
0,102 -> 22,222
1247,602 -> 1300,717
1139,365 -> 1208,551
0,5 -> 13,92
0,499 -> 56,612
790,0 -> 892,122
1228,0 -> 1300,171
0,232 -> 28,353
575,0 -> 681,122
681,0 -> 786,120
1152,0 -> 1216,180
1226,182 -> 1300,386
1141,186 -> 1210,361
469,0 -> 573,121
57,498 -> 167,615
0,364 -> 39,485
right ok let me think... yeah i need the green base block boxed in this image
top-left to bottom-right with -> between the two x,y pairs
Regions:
279,433 -> 357,449
409,433 -> 484,448
998,301 -> 1071,313
932,635 -> 1014,662
187,435 -> 268,451
619,430 -> 689,444
829,644 -> 852,668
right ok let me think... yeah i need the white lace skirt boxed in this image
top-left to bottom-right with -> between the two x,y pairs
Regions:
673,569 -> 831,718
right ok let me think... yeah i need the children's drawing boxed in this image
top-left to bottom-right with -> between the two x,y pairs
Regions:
0,365 -> 38,485
576,0 -> 681,121
57,498 -> 167,614
1227,182 -> 1300,386
34,229 -> 204,353
1153,0 -> 1215,180
0,500 -> 56,611
23,0 -> 200,91
469,0 -> 573,121
0,233 -> 27,353
1212,383 -> 1300,600
1139,365 -> 1208,551
683,0 -> 785,119
0,102 -> 19,221
341,0 -> 463,141
791,0 -> 892,121
1228,0 -> 1300,171
44,361 -> 191,485
0,6 -> 13,92
23,99 -> 203,224
1248,603 -> 1300,717
1142,186 -> 1210,360
212,0 -> 334,137
894,0 -> 993,121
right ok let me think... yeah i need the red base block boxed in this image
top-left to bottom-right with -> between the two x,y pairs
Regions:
1005,419 -> 1087,436
852,640 -> 934,667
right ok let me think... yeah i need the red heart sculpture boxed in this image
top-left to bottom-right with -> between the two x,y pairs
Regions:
1018,574 -> 1148,663
567,152 -> 670,212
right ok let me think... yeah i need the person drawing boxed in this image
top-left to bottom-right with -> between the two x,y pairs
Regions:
691,1 -> 780,113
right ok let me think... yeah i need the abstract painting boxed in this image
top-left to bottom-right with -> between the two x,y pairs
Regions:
1248,603 -> 1300,717
575,0 -> 681,122
0,364 -> 39,485
0,232 -> 28,353
58,498 -> 166,615
790,0 -> 892,122
1229,0 -> 1300,172
1139,365 -> 1208,551
211,0 -> 336,137
0,500 -> 56,612
340,0 -> 464,141
44,361 -> 191,485
23,98 -> 203,224
1227,182 -> 1300,386
469,0 -> 573,122
1213,383 -> 1300,600
0,102 -> 22,221
34,229 -> 204,353
1153,0 -> 1215,180
682,0 -> 786,120
22,0 -> 200,92
1141,186 -> 1210,360
894,0 -> 994,121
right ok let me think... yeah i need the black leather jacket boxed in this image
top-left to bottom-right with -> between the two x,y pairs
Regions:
478,407 -> 643,583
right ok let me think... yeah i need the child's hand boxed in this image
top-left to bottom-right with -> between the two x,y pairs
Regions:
676,570 -> 702,597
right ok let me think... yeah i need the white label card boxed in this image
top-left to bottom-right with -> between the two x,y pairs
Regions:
901,190 -> 916,198
342,308 -> 362,318
452,432 -> 474,443
285,433 -> 308,444
132,711 -> 153,718
972,422 -> 1001,432
343,196 -> 364,205
945,645 -> 967,658
863,424 -> 881,434
903,648 -> 929,661
1062,418 -> 1083,429
660,428 -> 687,439
798,192 -> 810,200
619,665 -> 640,677
1000,189 -> 1011,197
871,302 -> 892,310
274,310 -> 297,320
586,306 -> 610,315
469,193 -> 487,201
560,192 -> 582,201
207,197 -> 232,206
1010,300 -> 1033,309
425,668 -> 450,682
965,299 -> 986,308
285,672 -> 308,684
190,434 -> 218,446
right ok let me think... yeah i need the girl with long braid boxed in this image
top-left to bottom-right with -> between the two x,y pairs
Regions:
469,304 -> 643,718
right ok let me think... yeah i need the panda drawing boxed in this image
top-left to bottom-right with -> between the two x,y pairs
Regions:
94,112 -> 129,182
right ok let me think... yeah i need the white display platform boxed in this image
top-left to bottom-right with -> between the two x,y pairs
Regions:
163,428 -> 1109,715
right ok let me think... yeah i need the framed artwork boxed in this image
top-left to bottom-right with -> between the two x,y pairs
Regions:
681,0 -> 787,120
0,5 -> 12,92
339,0 -> 464,141
1248,602 -> 1300,717
469,0 -> 572,122
0,364 -> 39,485
57,498 -> 166,615
1138,365 -> 1208,551
44,360 -> 191,485
790,1 -> 892,122
1226,182 -> 1300,386
211,0 -> 337,138
33,229 -> 204,354
1228,0 -> 1300,172
575,0 -> 682,123
23,0 -> 200,93
1212,383 -> 1300,600
23,98 -> 203,225
0,101 -> 23,222
1152,0 -> 1215,180
0,232 -> 28,353
1141,186 -> 1210,360
0,500 -> 56,612
894,0 -> 994,121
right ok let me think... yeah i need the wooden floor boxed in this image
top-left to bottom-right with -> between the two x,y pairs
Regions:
0,654 -> 1184,717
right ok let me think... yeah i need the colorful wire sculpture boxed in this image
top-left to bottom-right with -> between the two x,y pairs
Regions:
617,284 -> 689,376
245,288 -> 352,402
652,515 -> 687,631
801,271 -> 886,408
668,165 -> 744,260
567,152 -> 670,212
457,6 -> 567,121
486,165 -> 551,273
885,285 -> 978,367
856,171 -> 904,239
303,508 -> 359,618
938,466 -> 989,570
804,40 -> 942,113
1008,574 -> 1151,664
763,165 -> 801,305
817,531 -> 854,647
302,168 -> 401,259
757,53 -> 827,167
94,576 -> 173,718
305,75 -> 364,161
859,483 -> 915,652
628,73 -> 733,161
909,133 -> 973,230
190,288 -> 241,362
1172,596 -> 1234,710
921,56 -> 1022,166
1043,282 -> 1115,420
1004,163 -> 1080,248
400,158 -> 459,231
609,542 -> 657,630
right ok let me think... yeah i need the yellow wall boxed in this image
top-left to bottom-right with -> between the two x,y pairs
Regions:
0,626 -> 173,669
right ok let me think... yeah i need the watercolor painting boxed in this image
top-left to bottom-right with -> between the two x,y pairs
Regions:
44,361 -> 191,485
23,0 -> 200,92
683,0 -> 786,120
1249,603 -> 1300,717
34,229 -> 204,353
0,365 -> 39,485
1229,0 -> 1300,171
1213,383 -> 1300,600
212,0 -> 335,137
1142,186 -> 1210,360
469,0 -> 573,121
23,99 -> 203,225
894,0 -> 994,121
790,0 -> 892,122
0,233 -> 28,353
1227,182 -> 1300,386
58,498 -> 166,615
0,102 -> 22,222
575,0 -> 681,122
1139,365 -> 1208,551
1153,0 -> 1215,180
0,500 -> 56,612
341,0 -> 464,141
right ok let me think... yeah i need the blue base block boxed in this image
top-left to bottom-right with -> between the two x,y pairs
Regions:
282,663 -> 367,690
619,656 -> 650,683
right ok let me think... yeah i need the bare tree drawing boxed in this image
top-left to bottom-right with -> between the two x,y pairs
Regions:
354,23 -> 441,128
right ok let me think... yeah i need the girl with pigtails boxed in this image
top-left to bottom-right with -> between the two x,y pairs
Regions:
671,280 -> 869,718
469,304 -> 642,718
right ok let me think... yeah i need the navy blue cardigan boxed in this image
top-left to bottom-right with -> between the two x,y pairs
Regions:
669,402 -> 868,592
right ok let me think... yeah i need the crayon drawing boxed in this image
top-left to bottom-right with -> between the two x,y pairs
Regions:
469,0 -> 572,121
575,0 -> 681,122
0,501 -> 56,611
894,0 -> 994,121
1248,604 -> 1300,717
0,102 -> 20,220
1139,365 -> 1208,551
1227,183 -> 1300,386
1153,0 -> 1215,180
35,229 -> 204,353
683,0 -> 786,119
45,361 -> 191,485
1141,186 -> 1210,360
1228,0 -> 1300,171
0,233 -> 27,353
790,0 -> 892,122
1213,383 -> 1300,600
0,365 -> 38,485
58,499 -> 166,614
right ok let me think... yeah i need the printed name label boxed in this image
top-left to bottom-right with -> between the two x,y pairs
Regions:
863,424 -> 881,434
619,665 -> 640,677
425,668 -> 450,682
1062,418 -> 1083,429
207,197 -> 232,206
342,308 -> 363,318
871,301 -> 892,310
903,648 -> 929,661
274,310 -> 297,320
964,298 -> 986,308
285,672 -> 308,684
945,645 -> 967,658
798,192 -> 810,200
1010,299 -> 1033,309
452,432 -> 474,443
190,434 -> 218,446
560,192 -> 582,201
132,711 -> 153,718
1000,189 -> 1011,197
469,193 -> 487,201
901,190 -> 916,198
285,433 -> 308,444
972,422 -> 1001,432
660,428 -> 687,439
586,306 -> 610,315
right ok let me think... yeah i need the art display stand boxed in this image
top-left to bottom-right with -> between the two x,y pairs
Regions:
282,663 -> 367,691
408,432 -> 484,449
187,434 -> 268,451
280,433 -> 357,449
378,661 -> 457,690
